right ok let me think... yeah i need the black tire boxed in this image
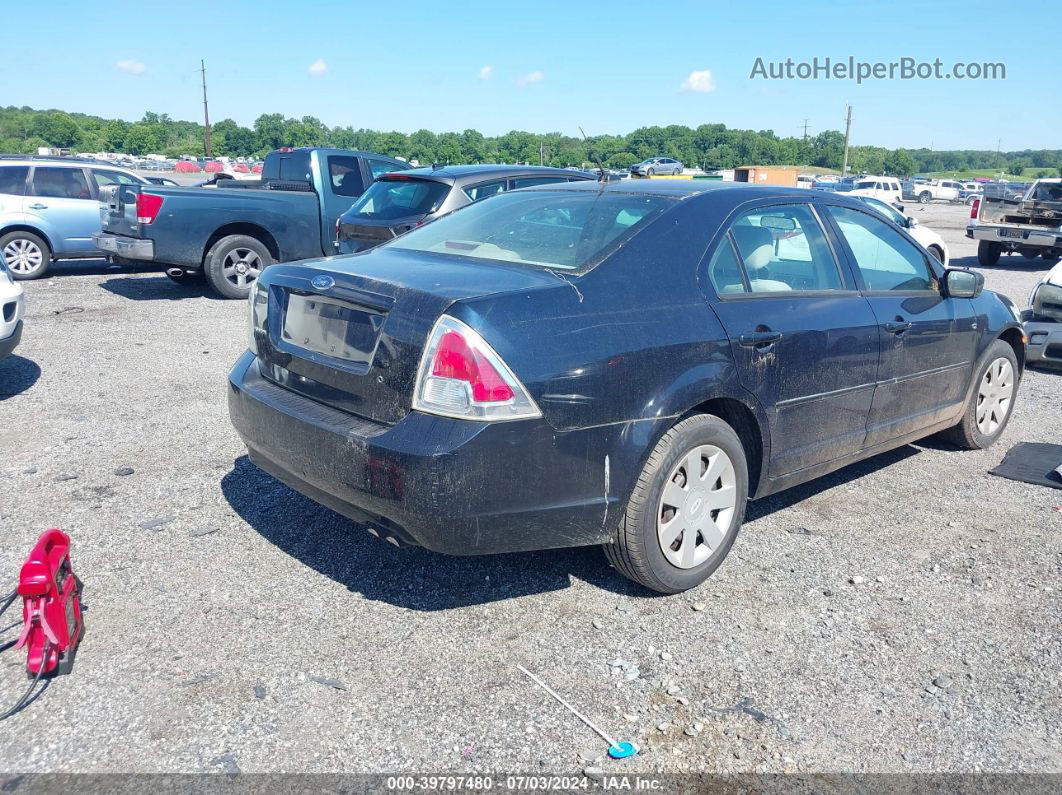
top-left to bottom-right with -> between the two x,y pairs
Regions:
938,340 -> 1019,450
918,191 -> 932,204
0,230 -> 51,280
927,245 -> 944,264
977,240 -> 1002,267
673,168 -> 682,176
1041,252 -> 1060,264
965,195 -> 978,205
165,268 -> 205,286
603,414 -> 748,594
646,168 -> 655,177
203,234 -> 272,299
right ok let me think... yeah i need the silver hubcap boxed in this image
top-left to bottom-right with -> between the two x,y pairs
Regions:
3,239 -> 44,274
976,357 -> 1014,435
222,248 -> 262,287
657,444 -> 737,569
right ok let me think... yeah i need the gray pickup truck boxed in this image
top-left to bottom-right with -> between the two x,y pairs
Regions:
967,178 -> 1062,266
93,148 -> 410,298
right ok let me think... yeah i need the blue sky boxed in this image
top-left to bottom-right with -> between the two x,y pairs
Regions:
2,0 -> 1056,151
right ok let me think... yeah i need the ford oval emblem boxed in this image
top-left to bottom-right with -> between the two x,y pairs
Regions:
311,275 -> 335,291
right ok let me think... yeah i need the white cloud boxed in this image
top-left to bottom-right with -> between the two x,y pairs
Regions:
680,69 -> 716,93
515,70 -> 544,87
116,59 -> 146,76
308,58 -> 328,77
479,65 -> 494,80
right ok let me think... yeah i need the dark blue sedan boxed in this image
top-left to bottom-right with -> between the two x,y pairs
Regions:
228,181 -> 1024,593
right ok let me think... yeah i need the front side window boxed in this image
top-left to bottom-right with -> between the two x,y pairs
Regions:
328,156 -> 365,197
30,167 -> 90,199
388,190 -> 673,271
722,204 -> 844,293
369,159 -> 406,179
510,176 -> 567,189
829,205 -> 936,292
0,166 -> 29,196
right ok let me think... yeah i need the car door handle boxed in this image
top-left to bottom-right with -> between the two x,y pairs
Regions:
28,203 -> 47,210
738,330 -> 783,347
883,320 -> 912,334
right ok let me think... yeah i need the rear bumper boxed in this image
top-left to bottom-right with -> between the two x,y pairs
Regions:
1024,319 -> 1062,365
0,320 -> 22,359
93,233 -> 155,260
967,224 -> 1062,248
227,352 -> 628,555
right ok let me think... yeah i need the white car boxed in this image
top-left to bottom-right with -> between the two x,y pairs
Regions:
855,196 -> 949,265
0,254 -> 25,359
848,176 -> 903,204
1024,261 -> 1062,367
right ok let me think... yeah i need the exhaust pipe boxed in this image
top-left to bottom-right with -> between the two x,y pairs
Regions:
166,267 -> 186,278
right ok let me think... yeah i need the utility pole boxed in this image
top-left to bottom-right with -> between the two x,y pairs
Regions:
802,119 -> 809,144
841,104 -> 852,177
200,59 -> 212,158
539,142 -> 544,166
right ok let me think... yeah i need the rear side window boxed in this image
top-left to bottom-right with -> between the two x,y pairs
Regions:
30,167 -> 90,199
328,156 -> 365,197
345,178 -> 450,221
510,176 -> 567,189
829,206 -> 936,292
464,179 -> 507,202
92,169 -> 141,188
721,204 -> 844,293
0,166 -> 28,195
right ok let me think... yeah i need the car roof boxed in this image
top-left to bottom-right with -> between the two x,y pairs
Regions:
0,156 -> 138,171
379,164 -> 589,185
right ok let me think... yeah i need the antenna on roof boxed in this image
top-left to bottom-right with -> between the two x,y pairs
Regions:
578,127 -> 608,183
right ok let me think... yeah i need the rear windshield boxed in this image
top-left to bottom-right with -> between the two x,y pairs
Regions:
345,178 -> 450,221
387,190 -> 673,271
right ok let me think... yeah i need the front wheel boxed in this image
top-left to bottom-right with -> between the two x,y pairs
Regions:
603,414 -> 748,593
203,235 -> 273,299
927,244 -> 945,264
1,231 -> 51,280
646,168 -> 655,176
918,191 -> 932,204
938,340 -> 1019,450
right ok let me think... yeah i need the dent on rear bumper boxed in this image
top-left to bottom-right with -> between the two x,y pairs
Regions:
93,233 -> 155,260
227,352 -> 650,555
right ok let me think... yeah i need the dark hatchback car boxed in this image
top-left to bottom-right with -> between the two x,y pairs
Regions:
335,165 -> 593,253
229,181 -> 1024,593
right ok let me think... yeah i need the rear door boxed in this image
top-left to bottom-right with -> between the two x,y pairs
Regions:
705,201 -> 880,476
25,166 -> 97,254
321,154 -> 369,252
0,165 -> 29,218
824,204 -> 977,446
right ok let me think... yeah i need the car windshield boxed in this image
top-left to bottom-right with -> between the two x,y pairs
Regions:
854,181 -> 877,189
387,190 -> 673,271
345,178 -> 450,221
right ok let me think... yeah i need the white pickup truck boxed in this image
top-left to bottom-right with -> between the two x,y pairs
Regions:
967,179 -> 1062,266
905,179 -> 962,204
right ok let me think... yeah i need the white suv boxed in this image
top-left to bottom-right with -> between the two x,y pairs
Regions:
0,253 -> 25,359
848,176 -> 903,204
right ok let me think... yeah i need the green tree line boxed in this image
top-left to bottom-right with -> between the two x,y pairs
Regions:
3,105 -> 1059,178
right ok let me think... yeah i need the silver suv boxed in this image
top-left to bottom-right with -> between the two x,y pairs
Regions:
630,157 -> 683,176
0,157 -> 148,280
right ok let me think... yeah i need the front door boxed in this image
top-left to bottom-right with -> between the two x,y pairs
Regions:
705,202 -> 880,476
825,204 -> 978,446
25,166 -> 97,255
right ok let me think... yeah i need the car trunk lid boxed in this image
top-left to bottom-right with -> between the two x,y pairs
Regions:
254,248 -> 560,424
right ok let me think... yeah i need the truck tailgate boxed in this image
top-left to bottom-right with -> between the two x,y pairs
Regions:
99,183 -> 142,238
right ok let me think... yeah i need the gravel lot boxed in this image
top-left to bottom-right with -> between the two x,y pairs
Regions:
0,202 -> 1059,777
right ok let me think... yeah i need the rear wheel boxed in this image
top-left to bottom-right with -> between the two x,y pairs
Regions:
977,240 -> 1002,267
1041,252 -> 1060,265
603,414 -> 748,593
1,231 -> 51,280
939,340 -> 1018,450
203,235 -> 272,299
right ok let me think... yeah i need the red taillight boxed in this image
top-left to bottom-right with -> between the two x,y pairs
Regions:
431,331 -> 514,402
136,193 -> 164,225
970,198 -> 980,219
381,174 -> 413,181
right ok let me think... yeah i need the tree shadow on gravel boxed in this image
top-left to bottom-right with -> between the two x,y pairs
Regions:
0,355 -> 41,400
221,456 -> 646,610
99,275 -> 218,302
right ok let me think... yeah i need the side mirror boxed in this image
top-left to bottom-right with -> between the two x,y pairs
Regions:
945,268 -> 983,298
906,216 -> 919,229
